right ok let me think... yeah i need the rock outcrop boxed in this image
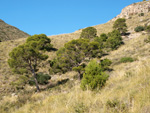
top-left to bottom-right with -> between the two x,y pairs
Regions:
111,1 -> 150,21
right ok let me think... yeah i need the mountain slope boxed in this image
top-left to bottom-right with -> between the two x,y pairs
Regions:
0,19 -> 30,41
1,1 -> 150,113
1,30 -> 150,113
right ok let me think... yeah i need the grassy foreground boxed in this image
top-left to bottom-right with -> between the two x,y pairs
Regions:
1,58 -> 150,113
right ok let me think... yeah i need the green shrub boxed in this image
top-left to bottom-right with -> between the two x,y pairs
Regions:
80,27 -> 97,39
100,58 -> 112,71
106,30 -> 123,50
138,13 -> 144,16
29,72 -> 51,85
99,33 -> 108,42
134,26 -> 144,32
113,18 -> 127,35
120,57 -> 134,63
81,59 -> 109,90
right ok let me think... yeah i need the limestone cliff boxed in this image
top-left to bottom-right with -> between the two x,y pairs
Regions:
111,1 -> 150,21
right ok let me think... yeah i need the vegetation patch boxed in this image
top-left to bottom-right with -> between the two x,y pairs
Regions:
113,18 -> 127,35
138,13 -> 144,16
29,72 -> 51,85
106,99 -> 128,113
81,59 -> 109,90
120,57 -> 135,63
134,26 -> 145,32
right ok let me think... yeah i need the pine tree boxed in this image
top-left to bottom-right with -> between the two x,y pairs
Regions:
8,34 -> 53,92
113,18 -> 127,35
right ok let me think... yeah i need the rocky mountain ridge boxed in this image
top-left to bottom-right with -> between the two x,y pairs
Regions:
111,1 -> 150,21
49,1 -> 150,45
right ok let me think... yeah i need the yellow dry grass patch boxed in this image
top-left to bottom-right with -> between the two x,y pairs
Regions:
10,59 -> 150,113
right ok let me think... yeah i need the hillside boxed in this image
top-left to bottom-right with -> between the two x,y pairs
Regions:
1,1 -> 150,113
0,19 -> 30,41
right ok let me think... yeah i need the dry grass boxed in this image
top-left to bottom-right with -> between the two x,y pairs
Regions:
0,17 -> 114,97
1,28 -> 150,113
2,58 -> 149,113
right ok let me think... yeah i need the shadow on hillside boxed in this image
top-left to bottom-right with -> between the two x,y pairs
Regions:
102,53 -> 109,57
51,47 -> 58,51
40,78 -> 69,91
123,32 -> 131,36
107,68 -> 114,72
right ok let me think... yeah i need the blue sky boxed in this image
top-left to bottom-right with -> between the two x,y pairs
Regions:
0,0 -> 141,36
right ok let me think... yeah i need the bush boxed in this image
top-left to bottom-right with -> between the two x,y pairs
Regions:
138,13 -> 144,16
120,57 -> 134,63
81,59 -> 109,90
29,72 -> 51,85
99,33 -> 108,42
106,30 -> 123,50
80,27 -> 97,39
134,26 -> 144,32
100,58 -> 112,71
113,18 -> 127,35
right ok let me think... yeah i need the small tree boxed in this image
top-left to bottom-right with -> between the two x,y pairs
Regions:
81,59 -> 109,90
106,30 -> 123,50
113,18 -> 127,35
94,33 -> 108,49
80,27 -> 97,39
8,34 -> 53,92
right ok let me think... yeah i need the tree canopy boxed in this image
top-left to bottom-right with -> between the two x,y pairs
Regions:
106,30 -> 123,50
80,27 -> 97,39
113,18 -> 127,35
49,38 -> 103,75
8,34 -> 53,92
